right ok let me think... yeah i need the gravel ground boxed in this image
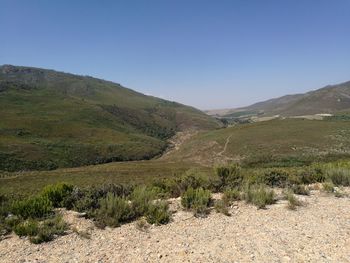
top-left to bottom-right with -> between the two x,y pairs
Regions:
0,190 -> 349,263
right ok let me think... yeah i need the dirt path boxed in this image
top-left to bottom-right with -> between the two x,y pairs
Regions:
160,130 -> 198,159
1,189 -> 350,262
217,134 -> 233,157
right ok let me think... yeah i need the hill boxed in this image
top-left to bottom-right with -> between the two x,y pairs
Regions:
207,80 -> 350,118
0,65 -> 220,171
163,118 -> 350,166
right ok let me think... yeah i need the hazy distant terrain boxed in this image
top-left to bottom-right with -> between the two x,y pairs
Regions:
207,80 -> 350,118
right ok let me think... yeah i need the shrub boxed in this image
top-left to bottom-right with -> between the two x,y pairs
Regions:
130,186 -> 156,217
262,170 -> 289,188
13,215 -> 68,244
72,184 -> 134,213
243,185 -> 275,209
11,195 -> 53,219
291,185 -> 310,195
326,168 -> 350,186
181,188 -> 212,216
322,181 -> 335,193
285,192 -> 302,210
30,215 -> 68,244
145,201 -> 171,225
222,189 -> 241,205
152,171 -> 210,198
94,193 -> 134,228
299,167 -> 326,184
13,219 -> 39,237
214,199 -> 230,216
215,164 -> 243,189
41,183 -> 74,209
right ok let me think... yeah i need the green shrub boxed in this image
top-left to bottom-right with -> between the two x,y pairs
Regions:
291,185 -> 310,195
14,219 -> 39,237
152,171 -> 210,198
215,164 -> 243,189
322,181 -> 335,193
244,185 -> 275,209
11,195 -> 53,219
214,199 -> 230,216
130,186 -> 156,217
326,168 -> 350,186
181,187 -> 212,216
222,189 -> 241,205
145,201 -> 171,225
285,192 -> 302,210
13,215 -> 68,244
30,215 -> 68,244
94,193 -> 134,228
262,170 -> 289,188
41,183 -> 74,209
299,167 -> 326,184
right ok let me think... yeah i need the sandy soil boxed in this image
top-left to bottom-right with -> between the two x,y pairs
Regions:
0,190 -> 349,263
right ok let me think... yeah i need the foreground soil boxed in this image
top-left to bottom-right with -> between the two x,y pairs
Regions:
1,190 -> 349,263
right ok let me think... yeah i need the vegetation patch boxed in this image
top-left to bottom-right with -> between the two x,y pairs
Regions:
243,185 -> 275,209
181,187 -> 212,217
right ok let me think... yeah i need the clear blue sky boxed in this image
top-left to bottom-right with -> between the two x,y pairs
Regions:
1,0 -> 350,109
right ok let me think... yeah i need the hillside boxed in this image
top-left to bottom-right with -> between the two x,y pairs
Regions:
208,80 -> 350,118
163,118 -> 350,166
0,65 -> 220,171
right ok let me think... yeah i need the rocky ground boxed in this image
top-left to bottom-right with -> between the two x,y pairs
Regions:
1,189 -> 349,263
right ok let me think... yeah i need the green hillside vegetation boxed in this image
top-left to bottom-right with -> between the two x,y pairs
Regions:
165,118 -> 350,166
0,65 -> 220,171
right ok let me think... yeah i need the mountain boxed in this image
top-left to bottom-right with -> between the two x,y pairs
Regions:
0,65 -> 220,171
208,80 -> 350,118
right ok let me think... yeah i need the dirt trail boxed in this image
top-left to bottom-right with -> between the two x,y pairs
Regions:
1,189 -> 350,262
217,134 -> 233,156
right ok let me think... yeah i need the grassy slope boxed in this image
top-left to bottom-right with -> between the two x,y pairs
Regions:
0,65 -> 220,171
3,118 -> 350,196
164,118 -> 350,166
0,160 -> 210,196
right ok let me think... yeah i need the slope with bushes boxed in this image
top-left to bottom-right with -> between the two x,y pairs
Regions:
165,118 -> 350,166
0,65 -> 220,171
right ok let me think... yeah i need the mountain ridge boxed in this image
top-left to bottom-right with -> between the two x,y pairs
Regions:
207,80 -> 350,117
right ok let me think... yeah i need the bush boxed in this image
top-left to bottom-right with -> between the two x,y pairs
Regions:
13,219 -> 39,237
299,167 -> 326,184
291,185 -> 310,195
322,181 -> 335,193
152,171 -> 210,198
326,168 -> 350,186
181,188 -> 212,216
41,183 -> 74,209
72,184 -> 133,213
130,186 -> 156,217
262,170 -> 289,188
13,215 -> 68,244
222,189 -> 241,205
214,199 -> 230,216
11,195 -> 53,219
145,201 -> 171,225
243,185 -> 275,209
94,193 -> 134,228
285,192 -> 302,210
30,215 -> 68,244
215,164 -> 243,189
